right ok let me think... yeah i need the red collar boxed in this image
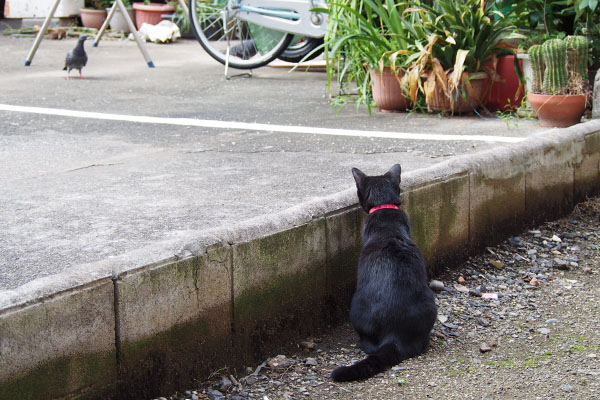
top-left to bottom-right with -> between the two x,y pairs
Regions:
369,204 -> 399,214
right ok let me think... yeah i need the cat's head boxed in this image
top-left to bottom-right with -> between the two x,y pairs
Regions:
352,164 -> 402,213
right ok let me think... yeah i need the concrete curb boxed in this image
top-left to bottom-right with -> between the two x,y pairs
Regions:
1,120 -> 599,399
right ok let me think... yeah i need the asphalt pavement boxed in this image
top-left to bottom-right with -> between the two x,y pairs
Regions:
0,35 -> 548,291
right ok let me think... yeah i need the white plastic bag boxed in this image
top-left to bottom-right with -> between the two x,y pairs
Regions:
129,20 -> 181,43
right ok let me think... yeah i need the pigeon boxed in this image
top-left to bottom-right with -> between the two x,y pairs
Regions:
63,35 -> 89,80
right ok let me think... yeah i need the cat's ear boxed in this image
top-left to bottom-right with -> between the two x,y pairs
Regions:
352,167 -> 366,189
385,164 -> 402,186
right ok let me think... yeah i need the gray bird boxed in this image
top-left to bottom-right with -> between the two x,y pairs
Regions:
63,35 -> 89,80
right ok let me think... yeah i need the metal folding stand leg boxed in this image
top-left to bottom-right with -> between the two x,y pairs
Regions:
224,46 -> 253,80
93,0 -> 154,67
223,13 -> 252,80
24,0 -> 154,67
176,0 -> 189,17
24,0 -> 61,66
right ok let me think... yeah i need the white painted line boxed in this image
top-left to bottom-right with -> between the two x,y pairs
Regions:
0,104 -> 527,143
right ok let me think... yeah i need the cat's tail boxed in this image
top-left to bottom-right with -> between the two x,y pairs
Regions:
330,343 -> 402,382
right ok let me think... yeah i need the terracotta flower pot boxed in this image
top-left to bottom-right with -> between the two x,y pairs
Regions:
528,93 -> 587,127
132,2 -> 175,29
80,8 -> 107,30
428,72 -> 488,114
484,55 -> 524,111
369,67 -> 409,112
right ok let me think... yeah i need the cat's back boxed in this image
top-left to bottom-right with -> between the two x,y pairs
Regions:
360,212 -> 425,269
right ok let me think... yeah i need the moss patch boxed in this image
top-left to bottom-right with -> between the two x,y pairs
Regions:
119,304 -> 232,399
0,350 -> 116,400
406,176 -> 469,273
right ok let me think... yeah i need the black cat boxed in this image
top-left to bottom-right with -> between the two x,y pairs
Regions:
331,164 -> 438,382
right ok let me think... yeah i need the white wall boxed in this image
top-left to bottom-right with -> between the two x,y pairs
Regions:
4,0 -> 84,18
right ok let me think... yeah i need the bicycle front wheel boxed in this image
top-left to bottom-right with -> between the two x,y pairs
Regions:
190,0 -> 294,70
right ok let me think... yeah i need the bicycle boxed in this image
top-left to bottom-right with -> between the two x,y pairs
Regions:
188,0 -> 328,70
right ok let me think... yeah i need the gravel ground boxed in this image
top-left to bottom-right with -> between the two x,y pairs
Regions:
156,197 -> 600,400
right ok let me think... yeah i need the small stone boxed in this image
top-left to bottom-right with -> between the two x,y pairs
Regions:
267,355 -> 292,370
219,377 -> 232,391
545,318 -> 558,325
538,328 -> 550,335
209,390 -> 225,400
245,376 -> 257,385
305,357 -> 318,366
490,260 -> 505,269
508,236 -> 522,246
457,276 -> 466,283
443,322 -> 459,330
551,234 -> 562,242
430,280 -> 444,292
438,314 -> 448,324
554,258 -> 569,270
527,249 -> 538,256
469,289 -> 482,297
560,384 -> 573,393
455,284 -> 469,293
479,342 -> 492,353
301,340 -> 316,351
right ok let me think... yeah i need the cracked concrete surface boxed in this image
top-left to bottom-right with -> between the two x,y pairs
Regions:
0,36 -> 548,291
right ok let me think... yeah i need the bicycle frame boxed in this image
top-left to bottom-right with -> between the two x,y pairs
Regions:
232,0 -> 328,38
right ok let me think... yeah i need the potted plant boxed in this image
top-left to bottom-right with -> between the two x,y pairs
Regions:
106,0 -> 136,33
322,0 -> 523,115
403,0 -> 521,114
132,0 -> 175,30
322,0 -> 415,113
499,0 -> 578,112
80,0 -> 111,29
527,36 -> 589,127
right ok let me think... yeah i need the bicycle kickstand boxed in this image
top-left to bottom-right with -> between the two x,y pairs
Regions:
224,44 -> 252,80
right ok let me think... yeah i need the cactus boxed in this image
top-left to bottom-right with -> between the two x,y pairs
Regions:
528,44 -> 544,93
565,35 -> 588,82
541,38 -> 568,94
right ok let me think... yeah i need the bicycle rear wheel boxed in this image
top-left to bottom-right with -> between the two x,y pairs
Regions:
189,0 -> 294,70
278,37 -> 324,63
